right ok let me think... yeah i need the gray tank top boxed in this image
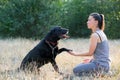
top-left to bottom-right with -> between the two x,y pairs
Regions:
92,31 -> 110,67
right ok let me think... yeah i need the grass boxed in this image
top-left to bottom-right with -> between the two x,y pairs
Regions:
0,38 -> 120,80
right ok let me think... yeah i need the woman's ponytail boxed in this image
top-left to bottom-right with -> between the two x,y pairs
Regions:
100,14 -> 105,31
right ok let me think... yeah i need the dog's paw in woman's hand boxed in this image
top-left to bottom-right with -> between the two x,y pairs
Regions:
61,48 -> 72,52
66,49 -> 72,52
67,51 -> 76,56
66,49 -> 73,52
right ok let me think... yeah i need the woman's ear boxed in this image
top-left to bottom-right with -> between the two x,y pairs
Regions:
95,20 -> 98,26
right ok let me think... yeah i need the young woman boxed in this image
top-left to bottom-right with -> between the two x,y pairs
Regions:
68,13 -> 110,76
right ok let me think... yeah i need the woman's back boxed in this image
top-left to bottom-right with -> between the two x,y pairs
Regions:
92,30 -> 110,67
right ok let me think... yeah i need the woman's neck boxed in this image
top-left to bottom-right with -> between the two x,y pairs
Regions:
92,27 -> 100,33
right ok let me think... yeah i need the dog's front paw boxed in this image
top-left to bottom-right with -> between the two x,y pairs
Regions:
65,48 -> 73,52
58,48 -> 72,53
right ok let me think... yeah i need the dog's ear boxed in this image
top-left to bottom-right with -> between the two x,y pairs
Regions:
50,27 -> 61,36
51,26 -> 61,31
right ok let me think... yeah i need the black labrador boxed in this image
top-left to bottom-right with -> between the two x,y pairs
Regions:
20,26 -> 71,73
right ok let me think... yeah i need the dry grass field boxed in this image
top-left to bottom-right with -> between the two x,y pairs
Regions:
0,38 -> 120,80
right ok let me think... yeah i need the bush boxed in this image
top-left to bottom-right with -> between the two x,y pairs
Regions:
0,0 -> 57,39
59,0 -> 120,39
0,0 -> 119,39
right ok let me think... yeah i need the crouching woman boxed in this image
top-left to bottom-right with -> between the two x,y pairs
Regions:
68,13 -> 110,77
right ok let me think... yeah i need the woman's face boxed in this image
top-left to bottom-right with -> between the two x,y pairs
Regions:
87,16 -> 98,29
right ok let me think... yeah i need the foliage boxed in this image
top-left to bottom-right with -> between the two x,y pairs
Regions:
0,0 -> 120,39
60,0 -> 120,39
0,0 -> 57,38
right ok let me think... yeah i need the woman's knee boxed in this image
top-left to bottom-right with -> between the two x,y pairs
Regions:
73,67 -> 82,76
73,67 -> 77,74
73,68 -> 78,76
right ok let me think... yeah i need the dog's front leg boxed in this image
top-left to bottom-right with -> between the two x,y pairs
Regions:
51,63 -> 63,75
53,64 -> 59,72
58,48 -> 72,54
50,60 -> 59,72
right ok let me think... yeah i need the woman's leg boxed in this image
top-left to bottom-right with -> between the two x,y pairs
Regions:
73,62 -> 98,76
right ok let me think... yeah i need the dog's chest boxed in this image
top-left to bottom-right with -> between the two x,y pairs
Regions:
45,47 -> 58,58
36,41 -> 58,59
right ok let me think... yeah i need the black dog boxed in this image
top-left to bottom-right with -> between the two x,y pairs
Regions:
20,26 -> 71,73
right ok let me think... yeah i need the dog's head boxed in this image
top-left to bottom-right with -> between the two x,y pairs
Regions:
45,26 -> 69,42
51,26 -> 69,39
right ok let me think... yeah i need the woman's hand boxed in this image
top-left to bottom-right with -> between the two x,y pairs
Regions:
82,59 -> 91,63
68,51 -> 77,56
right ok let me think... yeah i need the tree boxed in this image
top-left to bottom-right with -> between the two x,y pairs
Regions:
0,0 -> 119,39
0,0 -> 57,38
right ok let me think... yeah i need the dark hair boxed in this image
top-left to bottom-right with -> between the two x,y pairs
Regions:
90,13 -> 105,31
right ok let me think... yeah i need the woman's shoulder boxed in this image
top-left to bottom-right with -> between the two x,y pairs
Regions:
94,30 -> 108,42
91,32 -> 99,39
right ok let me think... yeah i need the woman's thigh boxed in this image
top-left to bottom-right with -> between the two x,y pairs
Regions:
73,62 -> 98,76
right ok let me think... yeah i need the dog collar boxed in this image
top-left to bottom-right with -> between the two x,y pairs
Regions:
45,40 -> 58,56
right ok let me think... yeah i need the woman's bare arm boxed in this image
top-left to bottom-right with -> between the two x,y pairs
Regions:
68,33 -> 98,56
